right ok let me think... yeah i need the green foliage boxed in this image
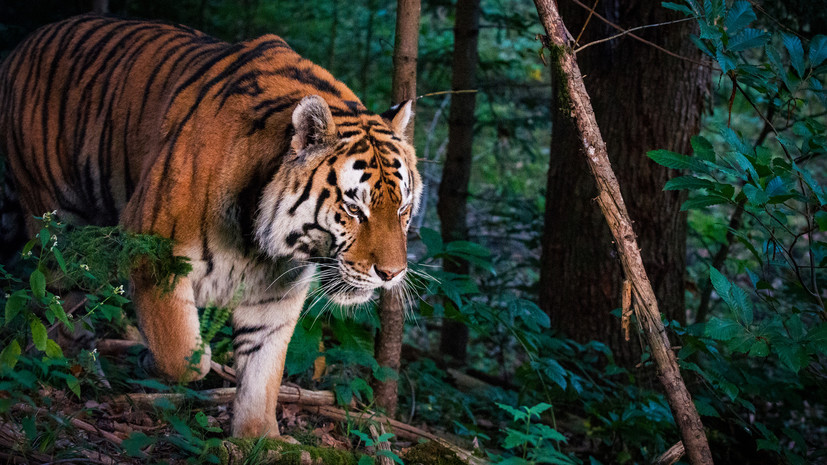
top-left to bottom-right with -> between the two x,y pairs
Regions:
489,403 -> 578,465
651,1 -> 827,461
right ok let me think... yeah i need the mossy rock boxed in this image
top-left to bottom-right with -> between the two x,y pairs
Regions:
211,437 -> 358,465
402,441 -> 466,465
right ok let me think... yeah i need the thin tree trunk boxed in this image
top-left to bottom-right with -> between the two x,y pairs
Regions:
532,1 -> 713,464
539,0 -> 707,368
373,0 -> 421,417
436,0 -> 481,365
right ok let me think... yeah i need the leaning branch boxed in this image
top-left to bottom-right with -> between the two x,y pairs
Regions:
531,1 -> 714,464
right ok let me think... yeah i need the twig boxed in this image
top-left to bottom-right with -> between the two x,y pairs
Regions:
574,17 -> 693,54
567,0 -> 714,69
573,0 -> 599,46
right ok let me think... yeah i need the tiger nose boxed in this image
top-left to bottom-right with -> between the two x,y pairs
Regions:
374,266 -> 404,282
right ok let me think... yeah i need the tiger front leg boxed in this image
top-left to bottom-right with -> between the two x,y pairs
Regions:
231,288 -> 306,438
131,272 -> 212,382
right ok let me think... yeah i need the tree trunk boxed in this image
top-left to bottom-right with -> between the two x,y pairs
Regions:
539,0 -> 708,368
436,0 -> 481,365
373,0 -> 421,418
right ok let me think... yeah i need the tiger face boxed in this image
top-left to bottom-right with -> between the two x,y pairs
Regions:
256,95 -> 421,305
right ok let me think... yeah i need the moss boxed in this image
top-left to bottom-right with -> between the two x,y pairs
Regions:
546,43 -> 573,117
221,437 -> 358,465
402,441 -> 466,465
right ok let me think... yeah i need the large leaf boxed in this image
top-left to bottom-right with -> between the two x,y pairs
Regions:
727,28 -> 770,52
663,175 -> 716,191
680,193 -> 730,211
704,316 -> 743,341
29,269 -> 46,300
661,2 -> 694,15
783,34 -> 806,77
647,149 -> 699,170
30,319 -> 48,351
724,1 -> 756,34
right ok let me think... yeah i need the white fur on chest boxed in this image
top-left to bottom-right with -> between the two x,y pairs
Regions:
184,247 -> 313,308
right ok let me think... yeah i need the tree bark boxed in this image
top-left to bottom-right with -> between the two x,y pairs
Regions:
373,0 -> 421,418
436,0 -> 481,364
532,1 -> 713,463
539,0 -> 707,368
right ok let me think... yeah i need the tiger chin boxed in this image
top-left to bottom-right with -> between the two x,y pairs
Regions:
0,16 -> 421,438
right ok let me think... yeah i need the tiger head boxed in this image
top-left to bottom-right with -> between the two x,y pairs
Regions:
256,95 -> 422,305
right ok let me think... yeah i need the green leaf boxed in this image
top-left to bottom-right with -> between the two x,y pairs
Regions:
727,28 -> 770,52
419,228 -> 443,257
497,402 -> 529,421
45,339 -> 63,359
53,248 -> 67,273
123,432 -> 154,457
0,340 -> 22,369
810,34 -> 827,67
50,302 -> 70,327
815,211 -> 827,232
716,47 -> 737,74
694,397 -> 721,417
680,194 -> 729,211
358,456 -> 375,465
775,342 -> 809,373
709,267 -> 731,303
743,184 -> 769,206
724,1 -> 756,34
793,162 -> 826,205
39,228 -> 50,249
376,450 -> 404,465
661,2 -> 694,15
748,339 -> 769,357
527,402 -> 553,418
704,316 -> 743,341
647,149 -> 699,169
664,175 -> 716,191
4,290 -> 28,323
30,319 -> 48,351
691,135 -> 715,161
29,269 -> 46,300
65,374 -> 81,397
783,34 -> 806,77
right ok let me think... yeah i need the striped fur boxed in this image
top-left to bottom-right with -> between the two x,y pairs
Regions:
0,15 -> 421,438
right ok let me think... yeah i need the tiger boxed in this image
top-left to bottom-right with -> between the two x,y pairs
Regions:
0,15 -> 421,438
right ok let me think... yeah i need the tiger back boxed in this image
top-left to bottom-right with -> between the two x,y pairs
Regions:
0,15 -> 421,437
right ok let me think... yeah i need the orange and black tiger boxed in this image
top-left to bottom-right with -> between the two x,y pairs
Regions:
0,15 -> 421,437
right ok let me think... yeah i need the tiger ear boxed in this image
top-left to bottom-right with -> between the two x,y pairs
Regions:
292,95 -> 337,154
380,100 -> 413,138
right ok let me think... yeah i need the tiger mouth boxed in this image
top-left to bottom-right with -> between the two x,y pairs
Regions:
318,270 -> 376,305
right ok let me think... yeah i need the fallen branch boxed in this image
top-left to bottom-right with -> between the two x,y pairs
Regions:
532,1 -> 714,464
303,405 -> 488,465
109,385 -> 336,410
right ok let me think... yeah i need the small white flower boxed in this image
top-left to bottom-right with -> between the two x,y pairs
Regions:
80,264 -> 90,271
114,285 -> 125,295
4,293 -> 9,299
